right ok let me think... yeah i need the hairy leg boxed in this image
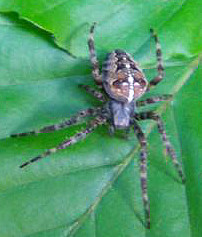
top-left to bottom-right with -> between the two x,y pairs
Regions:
79,84 -> 106,102
148,29 -> 164,90
135,111 -> 185,183
136,95 -> 172,107
11,107 -> 102,137
133,120 -> 150,229
20,116 -> 107,168
88,22 -> 102,85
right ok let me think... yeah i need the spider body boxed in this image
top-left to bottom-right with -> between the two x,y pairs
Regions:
11,23 -> 185,229
103,49 -> 148,130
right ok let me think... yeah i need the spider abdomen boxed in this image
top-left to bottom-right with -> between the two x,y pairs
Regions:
102,49 -> 148,103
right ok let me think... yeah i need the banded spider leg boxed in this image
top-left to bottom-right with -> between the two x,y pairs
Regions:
136,95 -> 172,107
11,107 -> 106,168
135,111 -> 185,183
88,22 -> 102,85
132,110 -> 185,228
133,120 -> 150,228
148,29 -> 164,90
79,84 -> 106,102
18,115 -> 106,168
11,107 -> 102,138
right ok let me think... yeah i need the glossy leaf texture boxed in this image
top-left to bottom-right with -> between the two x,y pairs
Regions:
0,1 -> 201,236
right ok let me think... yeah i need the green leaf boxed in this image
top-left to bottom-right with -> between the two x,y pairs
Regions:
173,64 -> 202,237
0,1 -> 201,236
0,0 -> 201,58
0,13 -> 91,86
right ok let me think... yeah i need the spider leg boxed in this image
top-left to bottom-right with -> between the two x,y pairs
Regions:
11,107 -> 101,137
133,120 -> 150,229
20,116 -> 107,168
135,111 -> 185,183
136,94 -> 172,107
148,29 -> 164,90
88,22 -> 102,85
79,84 -> 106,102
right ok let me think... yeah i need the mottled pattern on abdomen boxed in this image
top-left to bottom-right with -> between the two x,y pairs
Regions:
102,49 -> 148,103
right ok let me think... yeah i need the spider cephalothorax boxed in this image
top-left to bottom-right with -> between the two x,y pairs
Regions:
11,23 -> 185,229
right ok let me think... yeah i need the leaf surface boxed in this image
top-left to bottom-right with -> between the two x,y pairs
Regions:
0,1 -> 201,236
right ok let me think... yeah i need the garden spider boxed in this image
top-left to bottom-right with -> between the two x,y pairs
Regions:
11,23 -> 185,229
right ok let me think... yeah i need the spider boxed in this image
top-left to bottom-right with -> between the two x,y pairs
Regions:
11,23 -> 185,229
